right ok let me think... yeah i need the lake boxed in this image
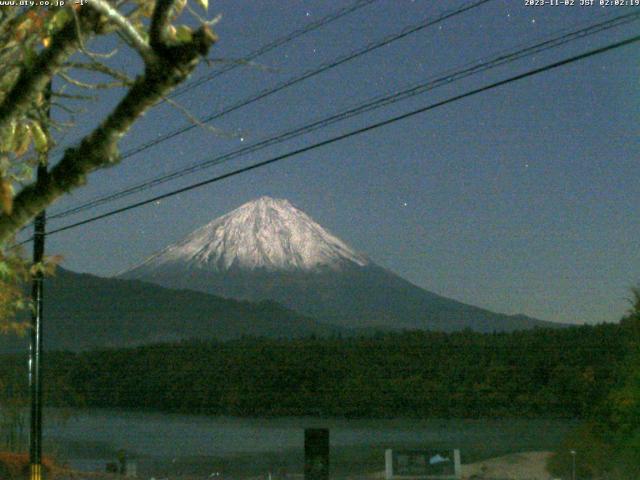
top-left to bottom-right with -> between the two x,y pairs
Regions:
40,409 -> 576,478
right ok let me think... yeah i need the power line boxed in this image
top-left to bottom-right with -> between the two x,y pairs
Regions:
47,10 -> 640,221
48,0 -> 379,158
18,0 -> 488,236
106,0 -> 494,161
169,0 -> 379,99
39,34 -> 639,239
50,0 -> 487,162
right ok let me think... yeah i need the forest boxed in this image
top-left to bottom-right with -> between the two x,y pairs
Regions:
0,323 -> 627,419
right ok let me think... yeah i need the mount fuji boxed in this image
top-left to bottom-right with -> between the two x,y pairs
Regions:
119,196 -> 558,332
127,196 -> 369,274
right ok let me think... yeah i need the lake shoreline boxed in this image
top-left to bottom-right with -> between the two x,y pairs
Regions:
35,409 -> 575,479
48,451 -> 555,480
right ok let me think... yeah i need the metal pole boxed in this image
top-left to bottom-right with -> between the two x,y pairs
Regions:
29,199 -> 45,480
570,450 -> 576,480
29,83 -> 50,480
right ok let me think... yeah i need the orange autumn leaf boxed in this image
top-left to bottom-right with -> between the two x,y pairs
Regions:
0,178 -> 13,215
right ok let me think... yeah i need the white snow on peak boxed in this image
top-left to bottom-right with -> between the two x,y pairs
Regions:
130,197 -> 369,273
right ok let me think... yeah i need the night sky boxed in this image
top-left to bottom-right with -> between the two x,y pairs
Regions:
36,0 -> 639,326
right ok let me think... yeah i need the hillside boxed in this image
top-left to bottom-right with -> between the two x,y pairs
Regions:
0,268 -> 344,352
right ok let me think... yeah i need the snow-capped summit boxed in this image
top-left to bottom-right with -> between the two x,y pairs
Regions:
127,196 -> 369,274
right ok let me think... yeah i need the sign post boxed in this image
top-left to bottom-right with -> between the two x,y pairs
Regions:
304,428 -> 329,480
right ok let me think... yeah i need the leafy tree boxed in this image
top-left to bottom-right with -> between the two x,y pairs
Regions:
0,1 -> 218,327
604,287 -> 640,477
7,324 -> 624,419
549,287 -> 640,479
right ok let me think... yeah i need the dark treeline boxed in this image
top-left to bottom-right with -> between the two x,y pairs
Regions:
0,323 -> 627,419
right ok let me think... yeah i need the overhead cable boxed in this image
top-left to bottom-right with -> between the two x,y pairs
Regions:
38,34 -> 639,239
48,10 -> 640,221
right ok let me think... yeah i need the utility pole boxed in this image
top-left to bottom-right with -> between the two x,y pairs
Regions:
29,82 -> 51,480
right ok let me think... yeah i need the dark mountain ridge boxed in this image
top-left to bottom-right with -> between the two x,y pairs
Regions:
0,268 -> 345,352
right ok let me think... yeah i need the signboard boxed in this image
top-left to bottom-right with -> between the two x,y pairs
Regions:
385,449 -> 461,480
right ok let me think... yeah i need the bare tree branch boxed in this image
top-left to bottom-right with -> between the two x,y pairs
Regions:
0,17 -> 217,243
65,61 -> 133,84
71,7 -> 120,61
150,0 -> 175,50
59,72 -> 132,89
185,4 -> 222,28
162,95 -> 229,137
88,0 -> 153,60
52,91 -> 97,101
0,9 -> 96,133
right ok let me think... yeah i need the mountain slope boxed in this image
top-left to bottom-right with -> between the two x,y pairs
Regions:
120,197 -> 560,332
0,268 -> 345,352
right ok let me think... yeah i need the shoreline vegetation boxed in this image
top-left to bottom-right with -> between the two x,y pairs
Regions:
0,323 -> 625,418
1,319 -> 636,478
